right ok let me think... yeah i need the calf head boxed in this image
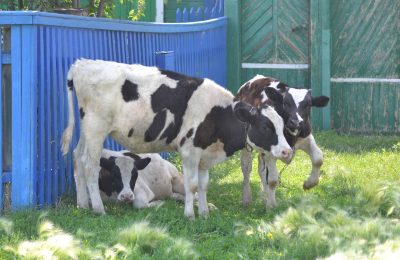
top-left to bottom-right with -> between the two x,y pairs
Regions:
234,90 -> 293,163
99,154 -> 151,202
275,83 -> 330,138
237,75 -> 329,146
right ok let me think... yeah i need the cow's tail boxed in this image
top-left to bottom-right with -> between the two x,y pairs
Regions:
61,70 -> 76,155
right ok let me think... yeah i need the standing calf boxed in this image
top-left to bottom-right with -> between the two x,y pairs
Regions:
61,59 -> 293,218
236,75 -> 329,208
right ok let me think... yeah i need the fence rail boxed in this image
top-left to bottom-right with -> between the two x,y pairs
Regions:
0,11 -> 227,211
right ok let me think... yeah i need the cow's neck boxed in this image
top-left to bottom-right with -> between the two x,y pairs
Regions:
193,105 -> 246,157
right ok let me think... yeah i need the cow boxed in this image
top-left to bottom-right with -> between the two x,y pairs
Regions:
97,149 -> 187,208
61,59 -> 293,219
236,75 -> 330,208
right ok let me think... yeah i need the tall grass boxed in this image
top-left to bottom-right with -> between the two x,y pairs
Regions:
0,131 -> 399,259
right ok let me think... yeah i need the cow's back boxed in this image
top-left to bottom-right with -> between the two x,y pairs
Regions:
69,59 -> 236,154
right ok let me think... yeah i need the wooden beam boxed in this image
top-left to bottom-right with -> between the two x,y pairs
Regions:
225,0 -> 241,92
310,0 -> 331,130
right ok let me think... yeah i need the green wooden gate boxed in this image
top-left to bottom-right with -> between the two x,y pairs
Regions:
226,0 -> 399,133
241,0 -> 310,87
330,0 -> 400,133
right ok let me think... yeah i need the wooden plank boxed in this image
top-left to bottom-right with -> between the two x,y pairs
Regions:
11,25 -> 37,209
225,0 -> 242,92
310,0 -> 330,130
331,82 -> 400,133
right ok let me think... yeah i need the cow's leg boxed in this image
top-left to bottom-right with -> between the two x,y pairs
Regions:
296,134 -> 323,190
259,154 -> 279,208
80,121 -> 109,214
241,149 -> 253,206
198,169 -> 209,218
181,154 -> 200,219
73,146 -> 89,209
257,153 -> 268,203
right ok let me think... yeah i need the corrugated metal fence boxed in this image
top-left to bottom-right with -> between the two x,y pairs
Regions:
0,11 -> 227,211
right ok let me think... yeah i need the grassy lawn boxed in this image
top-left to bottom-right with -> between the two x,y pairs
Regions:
1,131 -> 400,259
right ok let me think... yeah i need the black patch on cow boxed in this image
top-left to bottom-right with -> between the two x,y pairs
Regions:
247,116 -> 278,152
123,152 -> 141,161
67,80 -> 74,91
131,157 -> 151,190
145,110 -> 167,142
180,137 -> 186,147
186,128 -> 194,138
98,156 -> 123,196
148,75 -> 204,144
128,128 -> 134,137
130,168 -> 139,191
121,80 -> 139,102
160,69 -> 186,81
194,106 -> 246,157
79,108 -> 85,119
311,96 -> 330,107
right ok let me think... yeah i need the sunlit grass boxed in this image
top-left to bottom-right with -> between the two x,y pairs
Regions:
0,131 -> 399,259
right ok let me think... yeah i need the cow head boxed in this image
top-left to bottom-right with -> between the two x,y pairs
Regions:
99,154 -> 151,202
234,97 -> 293,163
274,83 -> 330,137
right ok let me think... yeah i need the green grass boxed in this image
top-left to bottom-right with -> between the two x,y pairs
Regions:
1,131 -> 400,259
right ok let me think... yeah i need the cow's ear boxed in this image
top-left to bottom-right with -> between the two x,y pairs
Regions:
100,157 -> 116,172
276,82 -> 289,92
135,157 -> 151,170
264,87 -> 283,104
234,102 -> 258,125
311,96 -> 330,107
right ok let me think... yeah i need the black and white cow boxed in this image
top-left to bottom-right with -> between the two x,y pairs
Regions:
236,75 -> 329,208
97,149 -> 187,208
61,59 -> 293,218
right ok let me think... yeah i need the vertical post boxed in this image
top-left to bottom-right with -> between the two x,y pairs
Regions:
176,8 -> 181,23
310,0 -> 331,130
0,27 -> 2,211
156,51 -> 175,71
156,0 -> 164,23
224,0 -> 241,92
11,25 -> 37,209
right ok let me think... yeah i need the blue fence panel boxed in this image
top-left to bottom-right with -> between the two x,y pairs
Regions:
0,11 -> 227,210
176,0 -> 224,22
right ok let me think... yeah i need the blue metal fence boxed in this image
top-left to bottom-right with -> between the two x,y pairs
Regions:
176,0 -> 224,22
0,11 -> 227,210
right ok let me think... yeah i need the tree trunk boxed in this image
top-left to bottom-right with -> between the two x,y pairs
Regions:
96,0 -> 106,17
18,0 -> 24,9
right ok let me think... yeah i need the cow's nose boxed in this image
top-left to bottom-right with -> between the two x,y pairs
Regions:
121,193 -> 134,202
281,148 -> 292,159
288,118 -> 300,128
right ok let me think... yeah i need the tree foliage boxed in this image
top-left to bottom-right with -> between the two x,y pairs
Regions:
2,0 -> 147,20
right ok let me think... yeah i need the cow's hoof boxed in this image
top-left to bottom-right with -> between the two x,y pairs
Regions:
242,197 -> 252,207
92,206 -> 106,215
303,179 -> 319,190
184,211 -> 195,220
266,200 -> 276,209
208,203 -> 218,211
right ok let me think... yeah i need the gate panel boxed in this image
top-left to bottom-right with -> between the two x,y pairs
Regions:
331,0 -> 400,133
240,0 -> 310,93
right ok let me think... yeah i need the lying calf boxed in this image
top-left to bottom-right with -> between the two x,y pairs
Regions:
236,75 -> 329,207
98,149 -> 186,208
